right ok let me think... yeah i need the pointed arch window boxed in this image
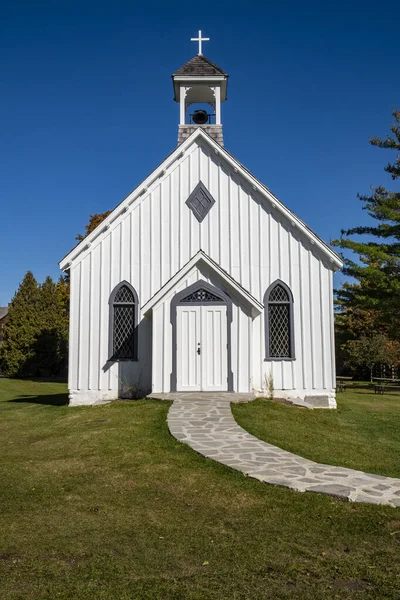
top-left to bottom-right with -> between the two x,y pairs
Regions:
110,282 -> 138,360
264,281 -> 294,360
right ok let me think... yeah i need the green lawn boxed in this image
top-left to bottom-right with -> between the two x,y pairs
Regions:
232,387 -> 400,478
0,379 -> 399,599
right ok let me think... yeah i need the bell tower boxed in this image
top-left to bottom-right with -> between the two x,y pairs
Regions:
172,31 -> 228,146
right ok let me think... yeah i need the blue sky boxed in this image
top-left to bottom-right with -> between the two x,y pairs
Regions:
1,0 -> 399,305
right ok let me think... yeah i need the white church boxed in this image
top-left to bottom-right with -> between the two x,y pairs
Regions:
60,33 -> 343,408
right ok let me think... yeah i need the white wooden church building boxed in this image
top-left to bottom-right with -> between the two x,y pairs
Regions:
60,35 -> 343,408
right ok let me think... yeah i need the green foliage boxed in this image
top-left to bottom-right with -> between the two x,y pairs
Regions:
32,276 -> 69,377
344,335 -> 394,381
0,272 -> 40,377
333,108 -> 400,352
0,272 -> 69,378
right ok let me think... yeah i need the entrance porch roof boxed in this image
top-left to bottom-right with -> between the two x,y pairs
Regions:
141,250 -> 263,317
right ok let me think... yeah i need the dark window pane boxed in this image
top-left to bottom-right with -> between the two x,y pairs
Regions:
114,285 -> 134,304
113,304 -> 135,359
269,303 -> 290,357
269,284 -> 289,303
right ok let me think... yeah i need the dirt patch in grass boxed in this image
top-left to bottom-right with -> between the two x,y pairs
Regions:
333,579 -> 367,591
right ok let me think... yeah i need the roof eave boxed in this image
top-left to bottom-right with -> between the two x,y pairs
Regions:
172,75 -> 228,102
59,128 -> 207,270
194,129 -> 343,270
60,127 -> 343,272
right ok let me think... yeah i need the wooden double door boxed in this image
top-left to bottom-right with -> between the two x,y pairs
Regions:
176,304 -> 228,392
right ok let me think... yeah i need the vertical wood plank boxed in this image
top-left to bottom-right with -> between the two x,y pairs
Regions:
69,263 -> 81,391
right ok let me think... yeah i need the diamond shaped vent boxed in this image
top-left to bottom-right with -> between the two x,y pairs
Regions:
186,181 -> 216,223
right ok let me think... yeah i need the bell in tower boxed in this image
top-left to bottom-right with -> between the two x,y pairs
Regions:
172,31 -> 228,146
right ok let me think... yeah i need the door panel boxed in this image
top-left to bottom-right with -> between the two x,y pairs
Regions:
201,306 -> 228,391
177,307 -> 201,391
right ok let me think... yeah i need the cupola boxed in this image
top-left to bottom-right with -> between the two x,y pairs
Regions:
172,31 -> 228,146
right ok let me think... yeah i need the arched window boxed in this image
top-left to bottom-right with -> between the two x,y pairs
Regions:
110,282 -> 138,360
264,281 -> 294,360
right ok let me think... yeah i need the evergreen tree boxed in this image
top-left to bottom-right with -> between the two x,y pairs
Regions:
0,273 -> 70,378
0,271 -> 40,377
333,108 -> 400,340
30,276 -> 69,377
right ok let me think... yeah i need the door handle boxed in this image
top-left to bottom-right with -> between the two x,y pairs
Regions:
197,342 -> 201,355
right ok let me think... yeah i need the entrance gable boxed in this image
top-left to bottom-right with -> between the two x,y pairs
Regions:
142,250 -> 263,317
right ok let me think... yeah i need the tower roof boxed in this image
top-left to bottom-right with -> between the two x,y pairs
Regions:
172,55 -> 228,103
173,55 -> 228,77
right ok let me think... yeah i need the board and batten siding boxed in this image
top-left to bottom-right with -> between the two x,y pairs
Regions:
66,138 -> 336,403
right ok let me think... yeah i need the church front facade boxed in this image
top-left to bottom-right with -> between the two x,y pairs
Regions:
60,51 -> 342,408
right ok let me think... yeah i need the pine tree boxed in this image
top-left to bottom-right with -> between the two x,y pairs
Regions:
333,108 -> 400,340
0,271 -> 40,377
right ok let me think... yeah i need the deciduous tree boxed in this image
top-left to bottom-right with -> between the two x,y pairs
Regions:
76,211 -> 111,241
345,335 -> 390,381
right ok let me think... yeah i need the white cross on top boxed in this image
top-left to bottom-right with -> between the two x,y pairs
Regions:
190,30 -> 210,56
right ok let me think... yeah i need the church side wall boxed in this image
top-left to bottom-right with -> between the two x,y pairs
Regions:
67,140 -> 336,404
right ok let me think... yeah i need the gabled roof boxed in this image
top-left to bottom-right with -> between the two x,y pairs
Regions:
173,55 -> 228,77
59,127 -> 343,271
142,250 -> 264,316
0,307 -> 8,320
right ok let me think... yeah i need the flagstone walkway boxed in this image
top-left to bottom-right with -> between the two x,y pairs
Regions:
165,394 -> 400,507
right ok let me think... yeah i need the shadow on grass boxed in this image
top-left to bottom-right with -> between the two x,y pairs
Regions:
9,394 -> 69,407
18,377 -> 68,384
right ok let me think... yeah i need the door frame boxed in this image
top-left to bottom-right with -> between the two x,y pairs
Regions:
170,279 -> 234,392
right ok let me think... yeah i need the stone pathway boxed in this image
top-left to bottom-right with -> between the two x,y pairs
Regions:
164,394 -> 400,507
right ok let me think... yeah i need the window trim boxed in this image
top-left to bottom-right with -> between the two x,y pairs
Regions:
264,280 -> 295,361
108,281 -> 139,362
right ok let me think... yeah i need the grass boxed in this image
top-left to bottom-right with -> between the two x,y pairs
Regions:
0,379 -> 399,599
232,386 -> 400,478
